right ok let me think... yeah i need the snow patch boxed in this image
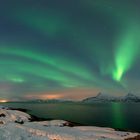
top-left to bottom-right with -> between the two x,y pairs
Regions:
0,108 -> 139,140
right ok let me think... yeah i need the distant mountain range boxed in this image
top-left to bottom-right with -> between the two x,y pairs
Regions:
21,99 -> 74,103
82,92 -> 140,103
11,93 -> 140,103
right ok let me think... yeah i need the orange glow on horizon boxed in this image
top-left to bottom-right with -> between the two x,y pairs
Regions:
41,94 -> 62,99
0,99 -> 8,103
25,88 -> 100,100
26,94 -> 62,100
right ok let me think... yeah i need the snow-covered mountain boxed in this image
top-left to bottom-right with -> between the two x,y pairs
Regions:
121,93 -> 140,102
12,93 -> 140,103
82,92 -> 140,103
82,92 -> 118,103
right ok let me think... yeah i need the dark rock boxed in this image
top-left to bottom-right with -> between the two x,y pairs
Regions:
0,113 -> 6,117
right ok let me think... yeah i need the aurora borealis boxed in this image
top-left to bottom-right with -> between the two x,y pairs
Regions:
0,0 -> 140,100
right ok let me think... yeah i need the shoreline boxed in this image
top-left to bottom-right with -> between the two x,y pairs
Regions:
0,106 -> 139,140
9,107 -> 140,133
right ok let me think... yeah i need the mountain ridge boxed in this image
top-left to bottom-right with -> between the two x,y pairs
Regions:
82,92 -> 140,103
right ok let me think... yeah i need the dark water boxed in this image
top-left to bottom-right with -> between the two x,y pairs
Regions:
1,102 -> 140,132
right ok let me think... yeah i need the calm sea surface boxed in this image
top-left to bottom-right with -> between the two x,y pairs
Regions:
1,102 -> 140,132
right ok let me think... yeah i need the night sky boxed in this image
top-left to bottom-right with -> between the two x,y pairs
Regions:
0,0 -> 140,101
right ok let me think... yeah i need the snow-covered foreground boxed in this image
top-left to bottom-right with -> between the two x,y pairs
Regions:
0,106 -> 139,140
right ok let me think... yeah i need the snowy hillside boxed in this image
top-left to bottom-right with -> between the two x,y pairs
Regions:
0,106 -> 139,140
121,93 -> 140,102
83,92 -> 140,103
82,92 -> 118,103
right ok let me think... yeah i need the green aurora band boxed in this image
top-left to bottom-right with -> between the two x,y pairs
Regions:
111,103 -> 125,128
113,24 -> 140,81
3,7 -> 140,84
0,46 -> 94,81
0,44 -> 123,92
0,0 -> 140,100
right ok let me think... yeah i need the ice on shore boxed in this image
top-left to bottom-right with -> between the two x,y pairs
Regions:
0,107 -> 139,140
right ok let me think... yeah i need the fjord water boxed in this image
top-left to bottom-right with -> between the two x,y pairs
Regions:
1,102 -> 140,132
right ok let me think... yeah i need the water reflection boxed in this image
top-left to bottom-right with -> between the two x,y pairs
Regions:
1,102 -> 140,132
111,103 -> 126,129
